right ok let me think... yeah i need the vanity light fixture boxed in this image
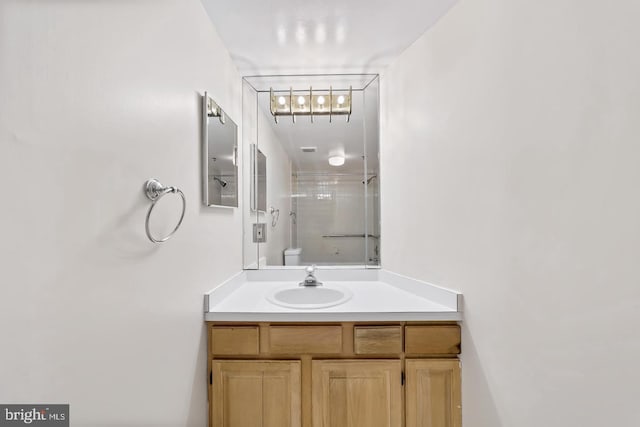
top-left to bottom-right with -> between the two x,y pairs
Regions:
270,85 -> 352,124
206,97 -> 226,124
328,155 -> 345,167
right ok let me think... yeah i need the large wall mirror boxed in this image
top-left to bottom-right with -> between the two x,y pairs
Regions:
203,92 -> 238,208
242,75 -> 380,269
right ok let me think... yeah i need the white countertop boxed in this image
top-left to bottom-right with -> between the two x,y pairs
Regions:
204,269 -> 463,322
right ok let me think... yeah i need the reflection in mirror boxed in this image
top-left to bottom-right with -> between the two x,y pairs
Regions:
202,92 -> 238,208
242,75 -> 380,269
250,144 -> 267,212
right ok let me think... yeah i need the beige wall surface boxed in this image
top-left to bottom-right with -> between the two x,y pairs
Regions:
0,1 -> 242,425
381,0 -> 640,426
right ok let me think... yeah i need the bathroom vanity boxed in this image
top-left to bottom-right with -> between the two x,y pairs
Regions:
204,269 -> 463,427
208,73 -> 462,425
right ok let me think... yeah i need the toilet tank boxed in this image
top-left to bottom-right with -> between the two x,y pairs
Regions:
283,248 -> 302,266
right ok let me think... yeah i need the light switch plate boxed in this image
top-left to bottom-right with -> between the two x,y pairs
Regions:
253,223 -> 267,243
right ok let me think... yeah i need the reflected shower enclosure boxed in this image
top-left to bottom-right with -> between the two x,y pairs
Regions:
242,75 -> 380,269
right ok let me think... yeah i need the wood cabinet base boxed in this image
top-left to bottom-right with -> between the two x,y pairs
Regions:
207,322 -> 461,427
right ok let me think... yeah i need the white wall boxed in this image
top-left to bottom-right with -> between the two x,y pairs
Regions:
242,80 -> 259,268
241,86 -> 293,267
0,1 -> 241,426
256,108 -> 292,266
381,1 -> 640,426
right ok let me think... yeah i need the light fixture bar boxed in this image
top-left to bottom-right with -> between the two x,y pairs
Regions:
206,96 -> 226,124
346,86 -> 352,123
269,85 -> 352,123
269,87 -> 278,124
329,86 -> 333,123
310,86 -> 313,123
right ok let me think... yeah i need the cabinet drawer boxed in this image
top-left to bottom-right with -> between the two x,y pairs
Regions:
268,326 -> 342,354
405,325 -> 461,355
354,326 -> 402,354
211,326 -> 260,355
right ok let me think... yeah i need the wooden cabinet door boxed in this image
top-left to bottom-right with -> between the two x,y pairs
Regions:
405,359 -> 461,427
311,360 -> 402,427
212,360 -> 301,427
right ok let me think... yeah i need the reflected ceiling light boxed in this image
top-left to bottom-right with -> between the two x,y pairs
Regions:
328,155 -> 345,167
269,86 -> 352,124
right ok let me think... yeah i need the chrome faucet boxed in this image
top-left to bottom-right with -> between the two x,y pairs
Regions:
300,265 -> 322,287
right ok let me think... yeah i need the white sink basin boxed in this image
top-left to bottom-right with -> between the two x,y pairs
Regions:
267,285 -> 352,309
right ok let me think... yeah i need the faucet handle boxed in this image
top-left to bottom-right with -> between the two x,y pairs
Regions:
305,265 -> 316,275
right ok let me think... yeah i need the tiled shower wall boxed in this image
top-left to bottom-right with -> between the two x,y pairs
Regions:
292,174 -> 378,264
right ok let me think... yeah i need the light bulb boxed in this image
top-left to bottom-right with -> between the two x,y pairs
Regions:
337,95 -> 345,105
297,96 -> 305,105
278,96 -> 286,106
317,96 -> 325,105
328,155 -> 345,167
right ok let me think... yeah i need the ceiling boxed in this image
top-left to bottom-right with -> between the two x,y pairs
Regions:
201,0 -> 457,74
201,1 -> 455,175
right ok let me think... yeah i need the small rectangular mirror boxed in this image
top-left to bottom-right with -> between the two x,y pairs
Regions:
250,144 -> 267,212
202,92 -> 238,208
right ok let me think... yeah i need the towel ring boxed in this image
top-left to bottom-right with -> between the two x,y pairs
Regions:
144,179 -> 186,243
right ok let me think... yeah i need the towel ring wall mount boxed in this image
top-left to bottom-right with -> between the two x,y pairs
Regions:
144,179 -> 186,243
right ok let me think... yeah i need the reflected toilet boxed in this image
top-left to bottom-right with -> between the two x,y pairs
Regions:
284,248 -> 302,266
